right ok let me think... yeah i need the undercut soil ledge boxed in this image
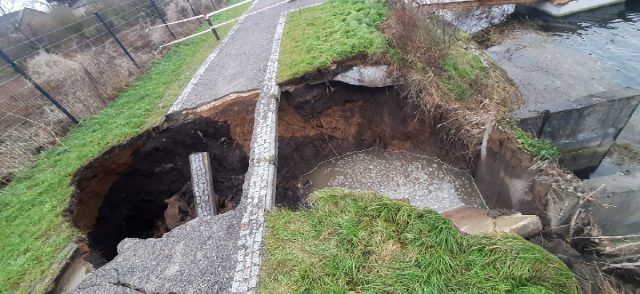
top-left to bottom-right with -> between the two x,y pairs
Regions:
66,91 -> 258,266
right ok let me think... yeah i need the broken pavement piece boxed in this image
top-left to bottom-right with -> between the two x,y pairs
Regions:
442,207 -> 543,238
495,214 -> 543,238
333,65 -> 396,88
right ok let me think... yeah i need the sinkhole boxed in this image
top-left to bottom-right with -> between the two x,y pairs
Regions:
67,81 -> 550,269
67,93 -> 257,267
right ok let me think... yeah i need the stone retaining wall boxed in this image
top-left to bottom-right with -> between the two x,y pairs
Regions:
518,88 -> 640,172
230,7 -> 292,293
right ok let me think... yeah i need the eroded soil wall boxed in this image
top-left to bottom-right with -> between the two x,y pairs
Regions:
67,93 -> 257,264
276,82 -> 474,208
475,128 -> 552,220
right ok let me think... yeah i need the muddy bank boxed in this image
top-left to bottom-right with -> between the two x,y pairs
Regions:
66,92 -> 257,265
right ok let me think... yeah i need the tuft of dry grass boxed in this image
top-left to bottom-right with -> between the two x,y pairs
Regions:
27,52 -> 108,117
384,5 -> 521,160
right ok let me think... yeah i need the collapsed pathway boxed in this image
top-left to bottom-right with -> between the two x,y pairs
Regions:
72,0 -> 323,293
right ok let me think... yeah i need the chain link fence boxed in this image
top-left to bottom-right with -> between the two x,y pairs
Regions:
0,0 -> 224,186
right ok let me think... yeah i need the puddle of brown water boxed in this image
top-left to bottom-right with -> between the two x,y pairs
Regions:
302,149 -> 487,212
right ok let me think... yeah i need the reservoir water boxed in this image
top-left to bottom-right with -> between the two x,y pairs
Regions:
302,149 -> 487,213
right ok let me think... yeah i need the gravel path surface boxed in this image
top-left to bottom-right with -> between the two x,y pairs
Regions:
170,0 -> 324,112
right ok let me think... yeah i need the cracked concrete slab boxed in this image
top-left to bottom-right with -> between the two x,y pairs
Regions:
72,210 -> 243,294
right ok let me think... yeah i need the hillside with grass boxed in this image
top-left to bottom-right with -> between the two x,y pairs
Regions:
260,189 -> 578,293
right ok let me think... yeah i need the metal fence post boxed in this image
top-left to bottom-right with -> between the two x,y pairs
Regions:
149,0 -> 176,39
185,0 -> 203,23
0,49 -> 79,124
94,12 -> 141,69
204,17 -> 221,41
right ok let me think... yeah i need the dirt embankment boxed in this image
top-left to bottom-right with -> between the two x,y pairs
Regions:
276,81 -> 475,208
66,92 -> 257,264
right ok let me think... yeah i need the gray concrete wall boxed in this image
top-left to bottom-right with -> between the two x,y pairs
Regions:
586,172 -> 640,236
518,88 -> 640,172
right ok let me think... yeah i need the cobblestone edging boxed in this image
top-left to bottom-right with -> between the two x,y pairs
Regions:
190,152 -> 217,217
230,3 -> 322,292
168,0 -> 260,113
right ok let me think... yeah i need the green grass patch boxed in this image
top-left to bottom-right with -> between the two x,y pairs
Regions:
278,0 -> 389,82
515,128 -> 560,161
260,189 -> 577,293
441,48 -> 486,100
0,2 -> 252,293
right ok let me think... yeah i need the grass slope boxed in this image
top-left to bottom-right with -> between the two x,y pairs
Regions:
278,0 -> 389,82
260,189 -> 577,293
0,2 -> 252,293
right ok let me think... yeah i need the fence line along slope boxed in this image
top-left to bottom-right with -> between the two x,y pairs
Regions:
0,1 -> 253,293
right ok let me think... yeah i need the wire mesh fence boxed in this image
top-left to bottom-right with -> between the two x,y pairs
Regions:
0,0 -> 225,186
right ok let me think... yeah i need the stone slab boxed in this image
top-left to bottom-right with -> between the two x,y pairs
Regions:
494,215 -> 543,238
517,88 -> 640,171
443,207 -> 543,237
333,65 -> 397,88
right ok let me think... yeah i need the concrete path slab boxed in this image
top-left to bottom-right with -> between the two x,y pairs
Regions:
170,0 -> 325,113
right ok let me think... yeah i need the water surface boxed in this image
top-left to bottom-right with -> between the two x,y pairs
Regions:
303,149 -> 486,212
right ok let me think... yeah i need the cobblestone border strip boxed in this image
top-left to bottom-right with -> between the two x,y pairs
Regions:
168,0 -> 260,113
230,3 -> 322,292
189,152 -> 217,217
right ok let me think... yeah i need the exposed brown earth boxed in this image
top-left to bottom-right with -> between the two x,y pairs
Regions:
276,81 -> 474,208
66,92 -> 258,265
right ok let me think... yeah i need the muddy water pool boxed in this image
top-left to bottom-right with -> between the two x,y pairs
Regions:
302,149 -> 487,212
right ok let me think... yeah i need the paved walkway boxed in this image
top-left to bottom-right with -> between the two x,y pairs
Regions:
170,0 -> 324,113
